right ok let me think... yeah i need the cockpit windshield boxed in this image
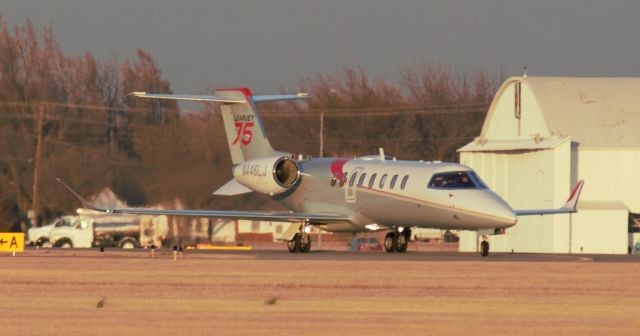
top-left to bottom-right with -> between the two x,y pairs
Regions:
428,171 -> 487,189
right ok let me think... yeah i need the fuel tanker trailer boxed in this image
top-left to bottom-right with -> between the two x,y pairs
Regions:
29,209 -> 168,248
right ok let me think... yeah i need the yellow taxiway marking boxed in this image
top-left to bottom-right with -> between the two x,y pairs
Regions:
189,245 -> 253,251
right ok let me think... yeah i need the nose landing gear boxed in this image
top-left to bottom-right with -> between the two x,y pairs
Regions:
480,239 -> 490,257
384,227 -> 412,253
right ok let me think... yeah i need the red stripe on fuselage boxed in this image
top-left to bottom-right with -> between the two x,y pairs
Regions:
330,158 -> 350,179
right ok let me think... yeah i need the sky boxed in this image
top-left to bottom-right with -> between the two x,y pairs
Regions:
4,0 -> 640,94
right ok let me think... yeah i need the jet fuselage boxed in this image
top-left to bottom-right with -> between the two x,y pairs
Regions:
273,157 -> 518,233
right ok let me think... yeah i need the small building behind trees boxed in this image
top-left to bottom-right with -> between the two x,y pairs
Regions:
458,76 -> 640,254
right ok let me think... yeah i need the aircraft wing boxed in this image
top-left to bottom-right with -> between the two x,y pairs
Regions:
514,180 -> 584,216
56,178 -> 349,224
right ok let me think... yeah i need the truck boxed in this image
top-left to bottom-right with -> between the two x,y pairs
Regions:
28,209 -> 169,248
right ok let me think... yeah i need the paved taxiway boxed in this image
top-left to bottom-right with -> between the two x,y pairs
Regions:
198,249 -> 640,262
3,249 -> 640,335
16,247 -> 640,263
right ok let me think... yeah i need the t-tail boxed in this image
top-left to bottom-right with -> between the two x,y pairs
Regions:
130,88 -> 309,164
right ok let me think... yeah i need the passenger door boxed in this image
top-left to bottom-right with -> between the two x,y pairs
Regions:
345,167 -> 363,203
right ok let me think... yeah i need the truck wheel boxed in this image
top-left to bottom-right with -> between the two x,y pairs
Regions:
119,239 -> 137,249
56,239 -> 73,248
36,239 -> 51,247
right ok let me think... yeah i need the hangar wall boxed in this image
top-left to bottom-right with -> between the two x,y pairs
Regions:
459,141 -> 571,253
458,76 -> 636,254
575,148 -> 640,212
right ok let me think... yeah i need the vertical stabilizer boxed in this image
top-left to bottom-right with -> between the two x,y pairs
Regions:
216,88 -> 279,164
130,88 -> 310,164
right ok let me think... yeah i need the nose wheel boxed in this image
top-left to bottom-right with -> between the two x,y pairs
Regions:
384,228 -> 411,253
480,240 -> 490,257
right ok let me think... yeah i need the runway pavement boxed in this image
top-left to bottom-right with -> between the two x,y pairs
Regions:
15,246 -> 640,263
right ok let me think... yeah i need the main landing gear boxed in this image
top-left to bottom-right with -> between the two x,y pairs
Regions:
288,223 -> 311,253
384,227 -> 412,253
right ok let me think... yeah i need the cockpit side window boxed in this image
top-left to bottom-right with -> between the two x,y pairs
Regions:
428,171 -> 478,189
468,171 -> 488,189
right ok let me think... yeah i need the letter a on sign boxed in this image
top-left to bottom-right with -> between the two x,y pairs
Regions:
0,232 -> 24,252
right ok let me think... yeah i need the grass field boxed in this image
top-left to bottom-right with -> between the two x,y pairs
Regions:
1,249 -> 639,335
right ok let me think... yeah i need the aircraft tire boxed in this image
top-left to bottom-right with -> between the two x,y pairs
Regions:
287,234 -> 301,253
480,241 -> 490,257
396,229 -> 411,253
396,235 -> 408,253
384,232 -> 397,253
300,235 -> 311,253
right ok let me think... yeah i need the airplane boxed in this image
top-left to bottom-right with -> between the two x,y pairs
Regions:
58,87 -> 584,257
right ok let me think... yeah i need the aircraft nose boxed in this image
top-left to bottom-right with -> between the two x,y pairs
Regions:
476,190 -> 517,227
493,202 -> 517,227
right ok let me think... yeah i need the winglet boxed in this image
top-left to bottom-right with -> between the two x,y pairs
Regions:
55,178 -> 102,212
562,180 -> 584,211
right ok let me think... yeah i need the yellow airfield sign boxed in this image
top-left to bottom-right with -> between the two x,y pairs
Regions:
0,232 -> 24,252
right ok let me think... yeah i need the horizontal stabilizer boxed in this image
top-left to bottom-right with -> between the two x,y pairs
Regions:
213,179 -> 253,196
130,92 -> 246,103
129,92 -> 310,104
515,180 -> 584,216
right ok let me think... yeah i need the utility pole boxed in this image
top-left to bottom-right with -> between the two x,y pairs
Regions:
318,110 -> 325,248
319,110 -> 324,157
30,103 -> 45,228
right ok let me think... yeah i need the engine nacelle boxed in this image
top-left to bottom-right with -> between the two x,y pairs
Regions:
233,156 -> 301,195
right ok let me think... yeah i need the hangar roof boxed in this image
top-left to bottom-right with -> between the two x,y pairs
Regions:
463,76 -> 640,151
521,77 -> 640,148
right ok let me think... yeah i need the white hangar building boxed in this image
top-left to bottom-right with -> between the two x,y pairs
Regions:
457,76 -> 640,254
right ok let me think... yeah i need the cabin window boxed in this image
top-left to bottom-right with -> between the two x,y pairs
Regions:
330,173 -> 338,187
400,175 -> 409,190
368,173 -> 377,188
349,172 -> 358,187
379,174 -> 388,189
428,171 -> 481,189
358,173 -> 367,187
389,175 -> 398,189
340,173 -> 348,187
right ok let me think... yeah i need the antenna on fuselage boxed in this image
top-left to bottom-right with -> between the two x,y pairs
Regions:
379,148 -> 386,161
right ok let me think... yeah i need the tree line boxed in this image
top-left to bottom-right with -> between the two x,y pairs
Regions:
0,19 -> 499,230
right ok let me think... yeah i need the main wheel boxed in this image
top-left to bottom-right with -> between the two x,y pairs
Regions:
299,235 -> 311,253
384,232 -> 397,253
287,233 -> 301,253
396,234 -> 409,253
480,240 -> 490,257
